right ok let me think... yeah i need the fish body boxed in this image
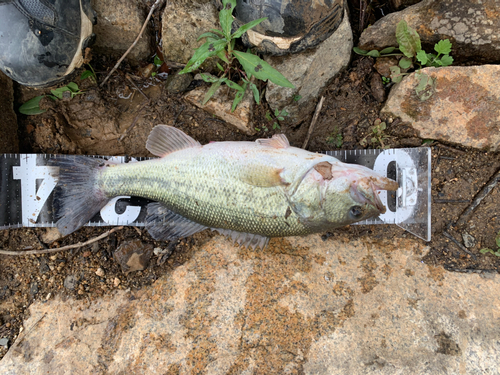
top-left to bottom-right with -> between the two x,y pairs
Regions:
54,126 -> 398,248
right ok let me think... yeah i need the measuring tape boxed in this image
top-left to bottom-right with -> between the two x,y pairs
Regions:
0,148 -> 431,241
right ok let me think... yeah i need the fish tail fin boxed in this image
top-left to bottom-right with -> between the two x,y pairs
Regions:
52,156 -> 110,236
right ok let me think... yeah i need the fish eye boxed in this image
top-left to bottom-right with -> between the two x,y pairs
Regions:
350,205 -> 363,219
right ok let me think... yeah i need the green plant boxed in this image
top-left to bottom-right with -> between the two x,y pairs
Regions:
18,82 -> 83,115
178,0 -> 293,111
264,108 -> 288,130
360,119 -> 389,149
354,20 -> 453,101
381,76 -> 391,85
480,231 -> 500,257
326,127 -> 343,148
80,64 -> 97,83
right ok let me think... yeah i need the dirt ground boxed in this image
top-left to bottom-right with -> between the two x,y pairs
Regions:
1,1 -> 499,360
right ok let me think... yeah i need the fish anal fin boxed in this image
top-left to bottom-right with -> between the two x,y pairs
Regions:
145,202 -> 207,240
146,125 -> 201,157
256,134 -> 290,149
213,228 -> 269,250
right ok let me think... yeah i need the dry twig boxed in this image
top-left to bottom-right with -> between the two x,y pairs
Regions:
302,96 -> 325,149
0,227 -> 124,256
100,0 -> 165,87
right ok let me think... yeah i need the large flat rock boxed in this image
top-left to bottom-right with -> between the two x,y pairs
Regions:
359,0 -> 500,63
1,234 -> 499,373
381,65 -> 500,151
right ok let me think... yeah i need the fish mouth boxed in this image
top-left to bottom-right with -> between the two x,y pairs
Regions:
350,176 -> 399,214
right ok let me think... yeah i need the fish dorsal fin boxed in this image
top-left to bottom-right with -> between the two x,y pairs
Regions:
146,125 -> 201,157
256,134 -> 290,149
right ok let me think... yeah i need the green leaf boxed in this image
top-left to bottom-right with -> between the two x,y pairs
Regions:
179,38 -> 227,74
50,86 -> 70,99
232,17 -> 267,39
396,20 -> 421,58
274,108 -> 279,116
221,77 -> 243,91
231,89 -> 245,112
480,248 -> 494,255
249,82 -> 260,104
416,50 -> 428,65
415,72 -> 435,101
277,116 -> 284,121
293,94 -> 301,102
265,111 -> 272,121
197,32 -> 221,41
233,51 -> 294,88
220,0 -> 236,39
18,95 -> 46,115
80,70 -> 94,80
200,73 -> 220,83
399,57 -> 412,69
66,82 -> 79,92
210,29 -> 224,36
390,66 -> 403,83
434,39 -> 452,55
366,50 -> 380,58
202,80 -> 222,105
216,62 -> 225,72
153,55 -> 164,66
353,47 -> 368,55
216,49 -> 229,64
439,54 -> 454,67
380,47 -> 396,54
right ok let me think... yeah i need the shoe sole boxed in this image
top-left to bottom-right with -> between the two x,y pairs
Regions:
63,0 -> 94,78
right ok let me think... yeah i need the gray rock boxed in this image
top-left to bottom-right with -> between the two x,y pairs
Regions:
0,71 -> 18,153
162,0 -> 219,70
1,235 -> 500,373
359,0 -> 500,63
264,10 -> 352,125
91,0 -> 151,63
113,240 -> 153,275
165,73 -> 193,94
0,338 -> 8,349
381,65 -> 500,151
63,275 -> 78,291
462,232 -> 476,249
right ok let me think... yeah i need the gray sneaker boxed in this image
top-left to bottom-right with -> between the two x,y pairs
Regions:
232,0 -> 345,55
0,0 -> 96,87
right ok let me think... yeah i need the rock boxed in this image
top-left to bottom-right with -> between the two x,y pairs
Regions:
162,0 -> 219,70
164,73 -> 193,94
95,268 -> 105,278
462,232 -> 476,249
389,0 -> 422,10
370,73 -> 386,103
29,283 -> 38,297
1,235 -> 500,373
113,278 -> 121,288
359,0 -> 500,63
91,0 -> 151,63
381,65 -> 500,151
374,57 -> 399,78
63,275 -> 78,291
0,71 -> 19,153
41,228 -> 62,244
184,79 -> 255,135
113,240 -> 153,275
0,338 -> 8,349
138,63 -> 155,79
264,10 -> 352,125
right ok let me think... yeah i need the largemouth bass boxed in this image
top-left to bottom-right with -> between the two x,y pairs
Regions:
54,125 -> 398,248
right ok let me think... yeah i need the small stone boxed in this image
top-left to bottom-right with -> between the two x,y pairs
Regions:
113,240 -> 154,275
63,275 -> 78,290
41,228 -> 62,244
164,73 -> 193,94
113,278 -> 121,288
95,268 -> 105,277
30,282 -> 39,296
462,232 -> 476,248
374,57 -> 399,78
370,73 -> 386,103
138,63 -> 155,78
0,338 -> 9,348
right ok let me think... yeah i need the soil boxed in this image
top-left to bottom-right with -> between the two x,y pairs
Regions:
1,0 -> 499,361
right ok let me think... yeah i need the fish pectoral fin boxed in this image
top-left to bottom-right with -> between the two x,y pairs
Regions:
255,134 -> 290,149
145,202 -> 207,240
212,228 -> 269,250
239,166 -> 290,187
146,125 -> 201,157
